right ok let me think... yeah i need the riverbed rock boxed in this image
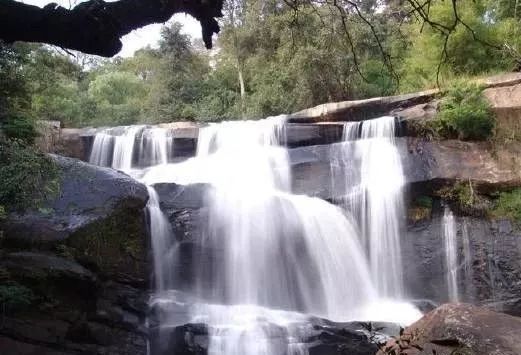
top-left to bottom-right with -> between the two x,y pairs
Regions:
378,303 -> 521,355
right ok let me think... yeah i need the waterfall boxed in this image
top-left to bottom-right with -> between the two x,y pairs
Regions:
146,186 -> 175,291
443,207 -> 459,302
142,117 -> 382,355
333,116 -> 405,298
89,132 -> 114,167
89,116 -> 422,355
88,125 -> 173,173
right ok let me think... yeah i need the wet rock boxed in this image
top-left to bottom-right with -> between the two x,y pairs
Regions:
149,323 -> 208,355
148,320 -> 391,355
403,212 -> 521,316
283,123 -> 344,147
0,252 -> 97,292
288,137 -> 521,200
2,155 -> 148,244
378,303 -> 521,355
0,156 -> 149,355
1,155 -> 149,282
0,336 -> 69,355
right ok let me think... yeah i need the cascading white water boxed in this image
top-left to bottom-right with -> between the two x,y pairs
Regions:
112,125 -> 144,171
88,125 -> 174,173
443,206 -> 459,302
89,132 -> 114,167
142,117 -> 389,355
333,116 -> 405,298
138,128 -> 172,167
89,116 -> 422,355
147,186 -> 175,291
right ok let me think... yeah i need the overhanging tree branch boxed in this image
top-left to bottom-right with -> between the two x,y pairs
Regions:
0,0 -> 224,57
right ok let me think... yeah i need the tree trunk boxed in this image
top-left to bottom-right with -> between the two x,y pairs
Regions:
237,63 -> 246,118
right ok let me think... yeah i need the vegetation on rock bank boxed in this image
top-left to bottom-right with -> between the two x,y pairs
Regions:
491,188 -> 521,224
0,139 -> 59,213
436,83 -> 495,140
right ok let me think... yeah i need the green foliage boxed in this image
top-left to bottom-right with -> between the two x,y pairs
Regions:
0,283 -> 35,313
438,181 -> 492,216
491,188 -> 521,223
408,195 -> 433,222
415,196 -> 433,209
1,115 -> 38,144
87,71 -> 147,125
1,1 -> 520,126
399,0 -> 520,92
435,83 -> 495,140
438,181 -> 475,210
0,140 -> 60,212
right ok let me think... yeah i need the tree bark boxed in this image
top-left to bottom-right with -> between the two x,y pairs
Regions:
0,0 -> 224,57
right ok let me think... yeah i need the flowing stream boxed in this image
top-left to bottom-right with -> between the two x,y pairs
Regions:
89,117 -> 422,355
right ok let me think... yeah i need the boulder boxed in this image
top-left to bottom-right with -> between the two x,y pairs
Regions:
377,303 -> 521,355
1,155 -> 149,282
0,252 -> 97,288
0,155 -> 150,355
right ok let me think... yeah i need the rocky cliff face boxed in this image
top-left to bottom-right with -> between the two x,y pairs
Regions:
403,212 -> 521,316
0,156 -> 150,354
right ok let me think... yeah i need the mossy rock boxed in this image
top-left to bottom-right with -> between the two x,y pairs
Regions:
66,206 -> 148,284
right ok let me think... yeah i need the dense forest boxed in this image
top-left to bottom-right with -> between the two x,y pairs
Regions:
2,0 -> 521,132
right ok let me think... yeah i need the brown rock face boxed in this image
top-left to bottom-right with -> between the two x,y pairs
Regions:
405,138 -> 521,191
378,303 -> 521,355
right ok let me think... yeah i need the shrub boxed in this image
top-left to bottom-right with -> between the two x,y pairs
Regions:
415,195 -> 433,209
1,115 -> 38,144
0,139 -> 59,212
491,188 -> 521,224
435,82 -> 495,140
